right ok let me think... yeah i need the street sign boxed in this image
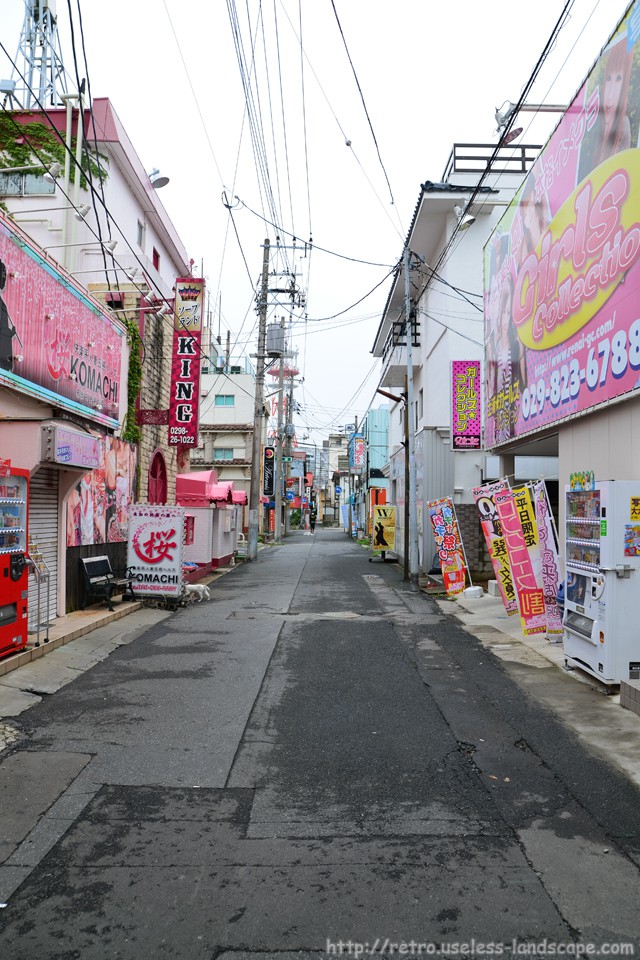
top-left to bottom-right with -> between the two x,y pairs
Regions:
283,456 -> 293,462
285,491 -> 295,501
335,485 -> 342,494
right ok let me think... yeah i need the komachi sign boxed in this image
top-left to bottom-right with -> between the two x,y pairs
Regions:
127,505 -> 185,598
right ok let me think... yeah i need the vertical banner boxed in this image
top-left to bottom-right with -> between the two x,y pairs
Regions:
532,480 -> 564,636
452,360 -> 481,450
263,446 -> 275,497
372,505 -> 396,552
349,433 -> 366,471
168,277 -> 204,446
472,479 -> 518,616
427,497 -> 467,595
494,489 -> 546,635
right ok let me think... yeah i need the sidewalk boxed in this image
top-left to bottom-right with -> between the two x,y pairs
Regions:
432,583 -> 640,789
0,560 -> 240,681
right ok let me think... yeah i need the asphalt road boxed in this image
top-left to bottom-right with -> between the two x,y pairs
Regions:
0,529 -> 639,958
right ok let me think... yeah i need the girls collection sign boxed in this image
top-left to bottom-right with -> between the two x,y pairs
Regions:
485,8 -> 640,446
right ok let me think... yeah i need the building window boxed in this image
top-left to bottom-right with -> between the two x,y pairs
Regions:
213,448 -> 234,461
152,246 -> 160,270
148,451 -> 168,505
419,388 -> 424,419
214,394 -> 234,407
137,220 -> 144,248
0,172 -> 55,196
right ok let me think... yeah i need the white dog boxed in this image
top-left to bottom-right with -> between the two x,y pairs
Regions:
184,583 -> 211,602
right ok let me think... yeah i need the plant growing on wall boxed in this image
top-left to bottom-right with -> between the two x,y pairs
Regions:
121,317 -> 142,443
0,114 -> 107,194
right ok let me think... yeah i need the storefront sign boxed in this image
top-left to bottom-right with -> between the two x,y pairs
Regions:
0,214 -> 125,428
168,277 -> 204,446
427,497 -> 467,595
494,488 -> 546,635
451,361 -> 481,450
485,9 -> 640,446
127,504 -> 184,597
42,424 -> 101,469
263,445 -> 275,497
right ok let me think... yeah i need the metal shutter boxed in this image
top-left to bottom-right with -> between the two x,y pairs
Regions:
28,467 -> 59,630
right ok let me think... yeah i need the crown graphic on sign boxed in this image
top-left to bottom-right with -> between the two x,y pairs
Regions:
178,285 -> 201,301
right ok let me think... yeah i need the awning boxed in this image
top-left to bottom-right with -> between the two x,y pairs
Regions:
232,490 -> 248,505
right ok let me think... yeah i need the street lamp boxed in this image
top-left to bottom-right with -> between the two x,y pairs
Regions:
43,238 -> 117,254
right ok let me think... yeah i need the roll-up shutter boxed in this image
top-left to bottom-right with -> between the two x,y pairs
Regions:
28,466 -> 59,630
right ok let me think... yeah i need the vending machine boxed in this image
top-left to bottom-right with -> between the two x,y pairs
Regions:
563,480 -> 640,684
0,465 -> 29,658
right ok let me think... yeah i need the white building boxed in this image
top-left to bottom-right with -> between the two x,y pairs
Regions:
373,142 -> 549,574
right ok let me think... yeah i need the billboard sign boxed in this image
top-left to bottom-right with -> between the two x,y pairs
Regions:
485,8 -> 640,446
451,360 -> 481,450
168,277 -> 204,446
0,214 -> 125,428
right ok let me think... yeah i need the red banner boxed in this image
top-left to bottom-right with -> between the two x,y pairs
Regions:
168,277 -> 204,446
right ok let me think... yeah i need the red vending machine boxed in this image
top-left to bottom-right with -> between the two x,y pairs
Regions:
0,464 -> 29,658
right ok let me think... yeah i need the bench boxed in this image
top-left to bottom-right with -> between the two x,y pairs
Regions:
79,555 -> 135,611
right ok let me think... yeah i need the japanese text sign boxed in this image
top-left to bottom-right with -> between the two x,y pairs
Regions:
168,277 -> 204,446
127,504 -> 185,597
427,497 -> 467,595
494,489 -> 546,635
452,361 -> 481,450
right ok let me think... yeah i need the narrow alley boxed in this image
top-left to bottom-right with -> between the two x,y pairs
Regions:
0,530 -> 639,958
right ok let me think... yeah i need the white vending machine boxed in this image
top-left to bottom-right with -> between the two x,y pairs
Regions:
563,480 -> 640,685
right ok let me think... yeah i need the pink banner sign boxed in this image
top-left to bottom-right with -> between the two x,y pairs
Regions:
485,10 -> 640,446
0,214 -> 125,427
532,480 -> 564,636
427,497 -> 466,595
494,489 -> 546,635
168,277 -> 204,446
452,360 -> 481,450
472,480 -> 518,616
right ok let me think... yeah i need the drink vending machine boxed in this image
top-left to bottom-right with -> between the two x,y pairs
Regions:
563,480 -> 640,684
0,465 -> 29,658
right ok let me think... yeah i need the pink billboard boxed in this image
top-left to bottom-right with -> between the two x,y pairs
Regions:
451,360 -> 481,450
0,214 -> 125,428
485,7 -> 640,446
168,277 -> 204,446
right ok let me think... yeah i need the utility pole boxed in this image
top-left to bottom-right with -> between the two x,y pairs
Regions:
274,317 -> 286,542
404,246 -> 420,586
284,364 -> 294,535
248,239 -> 270,561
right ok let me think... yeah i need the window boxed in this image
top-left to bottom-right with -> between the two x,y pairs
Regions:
419,388 -> 424,419
213,448 -> 234,461
152,246 -> 160,270
137,220 -> 144,249
0,172 -> 55,197
214,394 -> 234,407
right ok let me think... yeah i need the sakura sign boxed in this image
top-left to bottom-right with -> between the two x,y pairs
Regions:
127,504 -> 185,597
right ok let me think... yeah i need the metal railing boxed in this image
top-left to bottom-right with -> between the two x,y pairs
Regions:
441,142 -> 541,181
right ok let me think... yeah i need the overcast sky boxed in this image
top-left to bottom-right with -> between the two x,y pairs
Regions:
0,0 -> 633,444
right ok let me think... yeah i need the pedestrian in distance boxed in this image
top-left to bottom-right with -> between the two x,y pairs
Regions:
309,505 -> 317,533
